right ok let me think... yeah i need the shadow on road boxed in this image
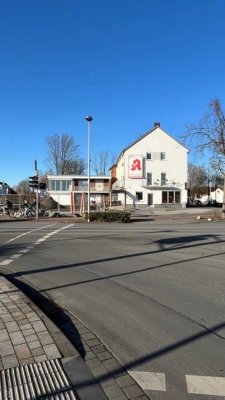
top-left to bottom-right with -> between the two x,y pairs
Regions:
0,271 -> 86,358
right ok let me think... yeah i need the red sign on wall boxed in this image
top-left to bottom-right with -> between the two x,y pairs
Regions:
128,155 -> 143,178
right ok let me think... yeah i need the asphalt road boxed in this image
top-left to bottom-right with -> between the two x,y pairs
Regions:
0,219 -> 225,399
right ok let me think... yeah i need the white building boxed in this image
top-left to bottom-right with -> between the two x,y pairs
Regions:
110,123 -> 188,208
47,175 -> 111,212
198,188 -> 224,204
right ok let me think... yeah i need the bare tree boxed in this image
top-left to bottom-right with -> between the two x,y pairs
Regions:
93,151 -> 109,175
63,159 -> 86,175
184,99 -> 225,217
188,163 -> 207,199
46,133 -> 85,175
13,179 -> 30,194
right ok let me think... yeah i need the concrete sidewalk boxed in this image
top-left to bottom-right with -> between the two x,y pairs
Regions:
0,276 -> 148,400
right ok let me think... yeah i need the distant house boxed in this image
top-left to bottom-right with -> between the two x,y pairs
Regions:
0,181 -> 16,195
110,122 -> 188,208
197,188 -> 224,204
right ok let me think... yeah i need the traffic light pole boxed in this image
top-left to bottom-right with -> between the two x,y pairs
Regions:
35,159 -> 39,222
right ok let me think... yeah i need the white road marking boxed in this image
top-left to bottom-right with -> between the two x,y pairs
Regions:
2,223 -> 57,245
0,259 -> 13,265
0,224 -> 74,266
10,254 -> 22,259
186,375 -> 225,396
129,371 -> 166,391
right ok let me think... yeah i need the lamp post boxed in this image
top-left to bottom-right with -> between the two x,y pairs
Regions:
85,115 -> 93,222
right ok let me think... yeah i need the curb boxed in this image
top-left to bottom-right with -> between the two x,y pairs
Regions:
0,270 -> 108,400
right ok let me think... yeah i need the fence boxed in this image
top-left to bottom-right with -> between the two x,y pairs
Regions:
0,194 -> 37,210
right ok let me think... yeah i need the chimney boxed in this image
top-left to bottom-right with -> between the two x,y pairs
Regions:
154,122 -> 160,128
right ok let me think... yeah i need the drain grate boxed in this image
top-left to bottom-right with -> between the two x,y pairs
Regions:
0,358 -> 77,400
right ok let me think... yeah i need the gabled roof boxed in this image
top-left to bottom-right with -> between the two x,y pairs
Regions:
109,124 -> 189,169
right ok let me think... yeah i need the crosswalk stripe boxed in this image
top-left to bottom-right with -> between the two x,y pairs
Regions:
128,371 -> 166,391
186,375 -> 225,396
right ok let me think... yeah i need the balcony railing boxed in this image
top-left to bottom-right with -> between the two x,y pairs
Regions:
142,179 -> 180,188
73,184 -> 110,192
112,180 -> 125,190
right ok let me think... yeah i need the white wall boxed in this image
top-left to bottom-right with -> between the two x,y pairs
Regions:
116,127 -> 188,207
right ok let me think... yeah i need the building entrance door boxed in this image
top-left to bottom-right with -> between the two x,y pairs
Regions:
148,193 -> 153,206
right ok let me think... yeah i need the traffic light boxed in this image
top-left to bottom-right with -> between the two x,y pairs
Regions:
39,182 -> 47,190
29,176 -> 39,189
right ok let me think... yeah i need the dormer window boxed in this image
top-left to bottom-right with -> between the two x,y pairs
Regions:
146,153 -> 152,160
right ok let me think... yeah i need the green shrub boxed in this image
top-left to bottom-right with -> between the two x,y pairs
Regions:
85,210 -> 131,223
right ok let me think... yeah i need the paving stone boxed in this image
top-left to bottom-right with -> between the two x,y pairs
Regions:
20,323 -> 32,331
123,384 -> 144,399
43,344 -> 61,359
103,358 -> 121,373
28,341 -> 41,350
91,366 -> 110,380
77,327 -> 90,334
23,329 -> 35,337
9,332 -> 26,345
0,329 -> 9,342
0,340 -> 14,356
5,321 -> 20,333
9,295 -> 20,301
92,344 -> 106,354
14,314 -> 26,322
82,332 -> 96,341
103,384 -> 127,400
25,334 -> 38,343
100,376 -> 116,388
20,357 -> 35,365
31,347 -> 44,357
17,319 -> 29,326
1,315 -> 14,323
1,355 -> 19,369
86,338 -> 101,347
0,322 -> 4,330
15,344 -> 32,360
86,358 -> 102,369
32,321 -> 46,333
131,396 -> 149,400
34,355 -> 47,362
85,350 -> 97,360
37,331 -> 54,345
97,351 -> 113,361
10,311 -> 22,317
116,374 -> 136,388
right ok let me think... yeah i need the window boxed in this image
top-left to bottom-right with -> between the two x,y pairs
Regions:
175,192 -> 180,203
162,191 -> 167,203
169,191 -> 174,203
49,180 -> 72,191
146,152 -> 152,160
160,152 -> 166,160
161,173 -> 166,186
136,192 -> 143,201
55,181 -> 60,191
147,173 -> 152,186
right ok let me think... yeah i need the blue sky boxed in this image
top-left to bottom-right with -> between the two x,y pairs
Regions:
1,0 -> 225,186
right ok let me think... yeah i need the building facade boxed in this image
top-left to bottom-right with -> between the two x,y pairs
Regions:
110,123 -> 188,208
47,175 -> 111,212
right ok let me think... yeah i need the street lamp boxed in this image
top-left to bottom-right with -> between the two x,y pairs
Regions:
85,115 -> 93,222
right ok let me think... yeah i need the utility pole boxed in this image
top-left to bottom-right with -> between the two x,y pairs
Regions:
34,159 -> 39,222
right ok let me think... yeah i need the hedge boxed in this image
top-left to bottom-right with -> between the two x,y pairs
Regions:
85,210 -> 131,223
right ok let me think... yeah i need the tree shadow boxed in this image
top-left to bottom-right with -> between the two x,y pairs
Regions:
155,234 -> 222,250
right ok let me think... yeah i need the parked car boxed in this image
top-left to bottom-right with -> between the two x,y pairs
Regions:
193,199 -> 202,206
